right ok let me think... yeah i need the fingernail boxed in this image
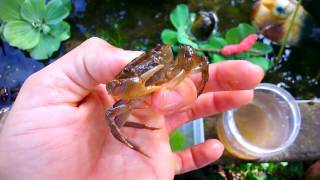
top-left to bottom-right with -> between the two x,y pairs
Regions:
249,63 -> 265,77
122,50 -> 144,60
209,139 -> 224,158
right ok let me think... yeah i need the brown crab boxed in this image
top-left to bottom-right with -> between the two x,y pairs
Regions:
105,44 -> 209,157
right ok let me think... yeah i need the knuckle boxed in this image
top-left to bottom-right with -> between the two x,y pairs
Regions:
84,37 -> 112,49
87,36 -> 105,44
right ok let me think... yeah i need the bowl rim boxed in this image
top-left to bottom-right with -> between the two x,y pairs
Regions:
223,83 -> 301,156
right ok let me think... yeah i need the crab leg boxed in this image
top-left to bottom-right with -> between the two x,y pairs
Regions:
113,111 -> 159,130
121,121 -> 159,130
140,64 -> 165,82
168,47 -> 209,96
109,99 -> 160,130
193,56 -> 209,95
165,70 -> 187,88
107,119 -> 150,157
105,99 -> 158,157
163,48 -> 192,88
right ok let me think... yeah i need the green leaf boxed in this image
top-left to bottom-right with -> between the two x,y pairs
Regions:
198,36 -> 226,50
188,12 -> 196,32
189,12 -> 196,25
225,23 -> 257,44
60,0 -> 71,11
208,36 -> 227,49
161,29 -> 177,45
170,4 -> 189,30
41,24 -> 51,34
50,21 -> 70,41
170,129 -> 186,151
238,23 -> 256,38
21,0 -> 46,23
247,57 -> 271,71
245,173 -> 261,180
251,42 -> 273,55
210,53 -> 225,63
225,27 -> 241,44
196,50 -> 204,56
260,163 -> 270,171
29,34 -> 60,59
0,0 -> 23,22
266,163 -> 278,174
0,23 -> 4,35
234,52 -> 250,59
3,20 -> 40,49
177,28 -> 198,48
45,0 -> 69,25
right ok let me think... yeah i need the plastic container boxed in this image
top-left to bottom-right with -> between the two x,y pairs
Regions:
179,118 -> 205,147
216,83 -> 301,159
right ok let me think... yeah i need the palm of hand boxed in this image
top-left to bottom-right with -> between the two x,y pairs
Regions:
1,95 -> 174,180
0,38 -> 263,180
79,94 -> 177,180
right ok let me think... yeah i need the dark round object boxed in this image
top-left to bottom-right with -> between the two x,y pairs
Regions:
191,11 -> 218,40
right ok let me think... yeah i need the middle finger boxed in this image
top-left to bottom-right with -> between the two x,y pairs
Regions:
191,60 -> 264,93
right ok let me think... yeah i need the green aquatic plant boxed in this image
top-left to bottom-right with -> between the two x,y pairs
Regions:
92,28 -> 126,49
277,0 -> 302,62
200,23 -> 273,71
0,0 -> 71,60
161,4 -> 198,48
224,162 -> 304,179
161,4 -> 273,71
169,129 -> 186,151
0,22 -> 3,36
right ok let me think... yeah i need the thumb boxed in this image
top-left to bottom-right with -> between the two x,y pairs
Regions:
14,37 -> 142,109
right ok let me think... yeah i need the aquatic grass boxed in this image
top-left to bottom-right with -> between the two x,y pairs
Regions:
276,0 -> 303,62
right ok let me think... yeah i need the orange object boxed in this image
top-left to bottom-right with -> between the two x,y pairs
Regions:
252,0 -> 311,45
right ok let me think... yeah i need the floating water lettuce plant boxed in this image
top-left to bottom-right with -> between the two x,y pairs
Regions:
161,4 -> 273,71
0,0 -> 71,60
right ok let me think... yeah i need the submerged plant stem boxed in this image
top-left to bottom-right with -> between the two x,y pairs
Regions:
196,47 -> 220,53
276,0 -> 302,62
197,48 -> 263,55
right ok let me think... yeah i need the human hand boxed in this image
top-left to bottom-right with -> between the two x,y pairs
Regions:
0,38 -> 264,180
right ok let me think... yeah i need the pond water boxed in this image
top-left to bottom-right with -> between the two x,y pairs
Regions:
66,0 -> 320,99
68,0 -> 254,50
0,0 -> 319,179
1,0 -> 319,105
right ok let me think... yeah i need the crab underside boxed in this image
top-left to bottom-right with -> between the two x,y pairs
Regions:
105,45 -> 209,157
